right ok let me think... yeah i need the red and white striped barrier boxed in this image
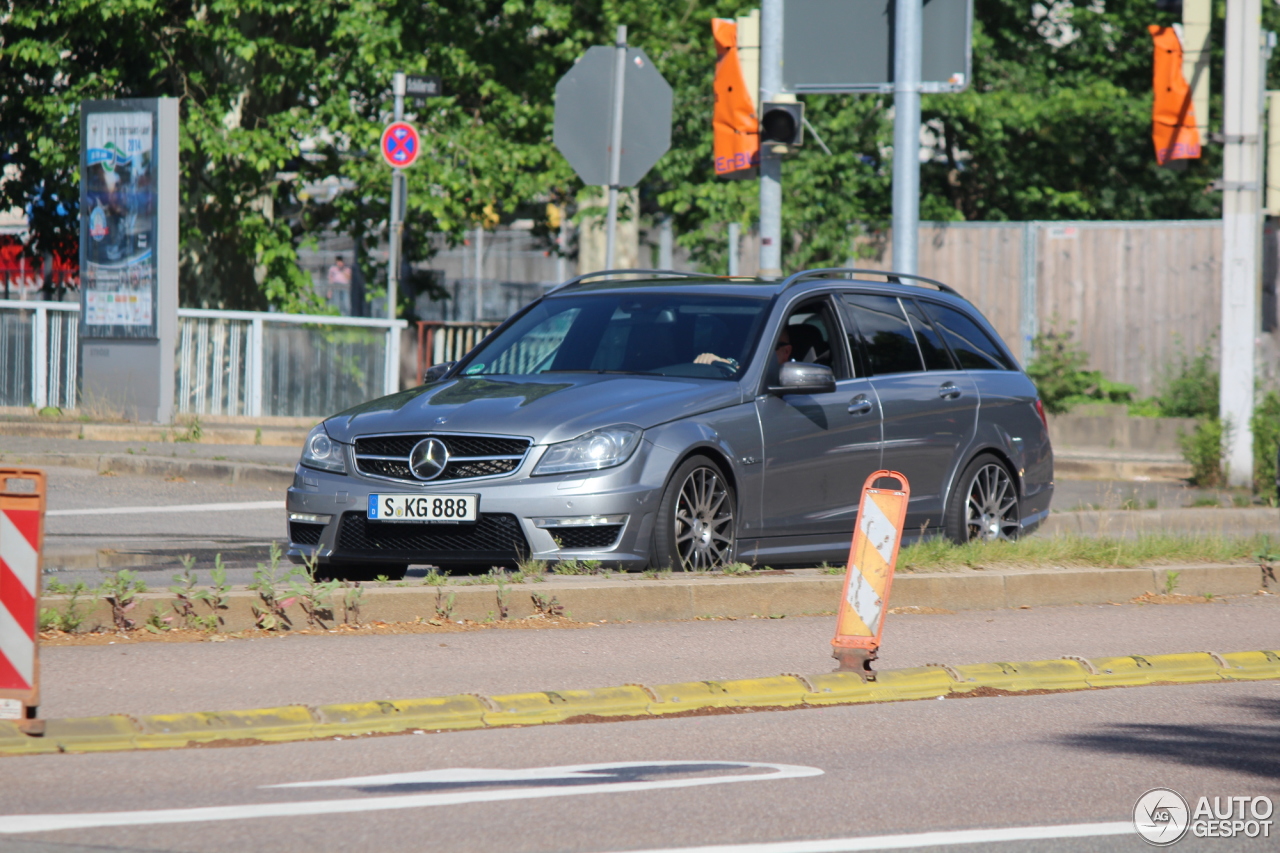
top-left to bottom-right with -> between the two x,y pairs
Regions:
0,469 -> 44,732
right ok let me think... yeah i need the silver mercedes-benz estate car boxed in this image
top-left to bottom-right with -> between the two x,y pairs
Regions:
286,268 -> 1053,579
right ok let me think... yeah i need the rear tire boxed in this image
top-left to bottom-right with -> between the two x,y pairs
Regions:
944,454 -> 1020,544
651,456 -> 736,570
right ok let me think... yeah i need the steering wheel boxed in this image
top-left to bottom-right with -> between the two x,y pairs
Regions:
710,359 -> 738,377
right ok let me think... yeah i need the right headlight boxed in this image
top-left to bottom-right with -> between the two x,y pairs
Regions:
532,425 -> 643,476
300,424 -> 346,474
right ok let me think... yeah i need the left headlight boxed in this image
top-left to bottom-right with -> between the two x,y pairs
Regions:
300,424 -> 346,474
533,425 -> 643,476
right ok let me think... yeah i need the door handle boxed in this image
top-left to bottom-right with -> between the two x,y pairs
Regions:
937,383 -> 962,400
848,395 -> 874,415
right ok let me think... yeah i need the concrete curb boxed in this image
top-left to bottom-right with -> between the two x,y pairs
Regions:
9,451 -> 293,487
38,563 -> 1273,632
1038,507 -> 1280,538
0,421 -> 308,447
1053,449 -> 1191,481
3,650 -> 1276,755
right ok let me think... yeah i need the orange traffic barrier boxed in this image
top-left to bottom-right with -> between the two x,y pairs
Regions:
0,469 -> 45,734
832,470 -> 910,680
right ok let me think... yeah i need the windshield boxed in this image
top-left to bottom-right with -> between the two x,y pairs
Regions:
459,293 -> 771,380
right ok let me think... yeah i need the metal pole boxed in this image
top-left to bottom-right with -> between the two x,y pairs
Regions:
1220,0 -> 1262,488
728,222 -> 741,275
474,225 -> 484,321
387,71 -> 406,321
659,217 -> 674,269
892,0 -> 922,276
557,215 -> 568,283
758,0 -> 783,278
605,25 -> 627,270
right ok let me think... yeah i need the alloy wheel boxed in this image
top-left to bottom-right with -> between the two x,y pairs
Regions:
673,466 -> 734,570
964,463 -> 1019,542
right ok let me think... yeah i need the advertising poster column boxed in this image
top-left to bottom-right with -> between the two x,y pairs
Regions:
78,98 -> 178,423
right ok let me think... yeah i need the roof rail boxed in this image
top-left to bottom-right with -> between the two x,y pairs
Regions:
779,267 -> 959,296
546,269 -> 712,295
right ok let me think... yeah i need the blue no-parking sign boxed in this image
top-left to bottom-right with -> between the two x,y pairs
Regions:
380,121 -> 420,168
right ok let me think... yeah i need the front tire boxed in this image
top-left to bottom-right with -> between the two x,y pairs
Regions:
652,456 -> 736,570
945,454 -> 1020,544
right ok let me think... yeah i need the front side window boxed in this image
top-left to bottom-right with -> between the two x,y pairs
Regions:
460,293 -> 771,380
922,301 -> 1017,371
842,294 -> 924,375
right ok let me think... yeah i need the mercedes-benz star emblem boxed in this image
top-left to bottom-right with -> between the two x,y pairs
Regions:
409,437 -> 449,481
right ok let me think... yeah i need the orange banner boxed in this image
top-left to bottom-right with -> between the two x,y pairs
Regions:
712,19 -> 759,178
1149,25 -> 1201,165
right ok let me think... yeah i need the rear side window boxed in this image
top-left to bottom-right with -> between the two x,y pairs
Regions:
902,299 -> 955,371
922,302 -> 1017,371
842,294 -> 924,375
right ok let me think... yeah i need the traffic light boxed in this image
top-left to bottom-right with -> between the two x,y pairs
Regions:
760,102 -> 804,146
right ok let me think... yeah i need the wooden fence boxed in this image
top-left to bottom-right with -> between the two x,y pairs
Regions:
855,219 -> 1278,397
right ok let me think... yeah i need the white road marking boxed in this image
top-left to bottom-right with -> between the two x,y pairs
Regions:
47,501 -> 282,517
0,761 -> 821,834
593,821 -> 1136,853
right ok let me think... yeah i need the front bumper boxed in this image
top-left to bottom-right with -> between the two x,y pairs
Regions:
285,440 -> 675,571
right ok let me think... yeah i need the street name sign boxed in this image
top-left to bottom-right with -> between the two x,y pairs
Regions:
406,75 -> 443,104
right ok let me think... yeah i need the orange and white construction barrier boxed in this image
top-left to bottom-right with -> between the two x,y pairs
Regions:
832,470 -> 909,679
0,469 -> 45,732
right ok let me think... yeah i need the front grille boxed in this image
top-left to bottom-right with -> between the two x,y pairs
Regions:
546,525 -> 623,550
336,512 -> 529,561
289,522 -> 326,546
353,433 -> 530,484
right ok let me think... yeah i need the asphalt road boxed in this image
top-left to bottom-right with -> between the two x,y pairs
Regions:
11,461 -> 1280,853
42,465 -> 286,580
1,680 -> 1275,853
34,458 -> 1261,586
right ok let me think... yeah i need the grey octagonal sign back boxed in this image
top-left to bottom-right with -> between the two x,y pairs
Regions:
554,45 -> 673,187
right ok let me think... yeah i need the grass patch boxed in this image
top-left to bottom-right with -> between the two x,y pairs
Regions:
898,533 -> 1267,572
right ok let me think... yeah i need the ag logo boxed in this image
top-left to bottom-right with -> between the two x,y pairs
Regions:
1134,787 -> 1190,846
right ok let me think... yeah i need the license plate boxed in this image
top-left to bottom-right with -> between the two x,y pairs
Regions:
368,494 -> 478,523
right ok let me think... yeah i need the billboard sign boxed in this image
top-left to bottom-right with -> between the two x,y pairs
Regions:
80,100 -> 161,338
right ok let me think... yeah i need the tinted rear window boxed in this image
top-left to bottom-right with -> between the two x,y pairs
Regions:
842,294 -> 924,375
922,302 -> 1017,371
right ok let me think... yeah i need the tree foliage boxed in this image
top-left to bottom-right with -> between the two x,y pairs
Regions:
1,0 -> 1265,308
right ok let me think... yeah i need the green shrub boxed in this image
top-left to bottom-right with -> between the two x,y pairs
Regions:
1179,417 -> 1229,487
1252,390 -> 1280,496
1025,327 -> 1134,415
1152,339 -> 1218,418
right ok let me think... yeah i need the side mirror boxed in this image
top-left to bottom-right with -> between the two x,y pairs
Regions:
768,361 -> 836,395
422,361 -> 456,384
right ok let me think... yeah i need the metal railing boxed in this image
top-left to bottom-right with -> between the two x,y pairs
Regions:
416,321 -> 500,380
0,300 -> 406,417
177,309 -> 406,417
0,300 -> 79,410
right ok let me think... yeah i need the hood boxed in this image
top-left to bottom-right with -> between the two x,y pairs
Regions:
324,374 -> 744,445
